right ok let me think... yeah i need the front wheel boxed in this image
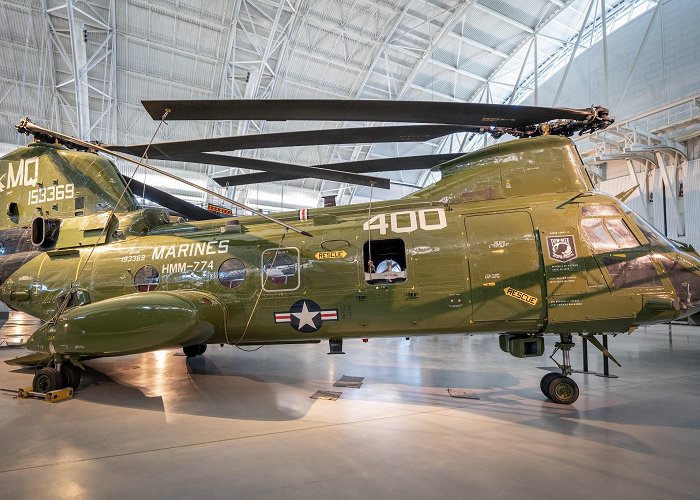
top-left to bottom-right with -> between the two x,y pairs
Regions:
33,367 -> 63,393
547,376 -> 579,405
540,372 -> 560,398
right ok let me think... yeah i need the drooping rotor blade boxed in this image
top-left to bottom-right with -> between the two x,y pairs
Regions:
142,100 -> 608,130
124,176 -> 220,221
155,152 -> 391,189
15,118 -> 313,237
108,125 -> 479,158
212,154 -> 464,187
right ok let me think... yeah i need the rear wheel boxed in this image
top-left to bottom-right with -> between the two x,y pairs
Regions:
183,344 -> 207,357
547,376 -> 579,405
33,367 -> 63,393
61,363 -> 82,390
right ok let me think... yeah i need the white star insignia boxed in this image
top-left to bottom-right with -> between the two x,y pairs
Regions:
292,301 -> 319,329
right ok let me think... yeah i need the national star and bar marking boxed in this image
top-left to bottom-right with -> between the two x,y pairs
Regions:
274,299 -> 339,333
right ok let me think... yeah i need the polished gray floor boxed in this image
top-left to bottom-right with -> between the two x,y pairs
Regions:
1,313 -> 699,499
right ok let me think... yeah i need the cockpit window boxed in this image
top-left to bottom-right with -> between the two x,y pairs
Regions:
630,213 -> 677,251
602,255 -> 661,289
605,219 -> 638,249
581,217 -> 639,252
581,219 -> 616,251
581,205 -> 620,217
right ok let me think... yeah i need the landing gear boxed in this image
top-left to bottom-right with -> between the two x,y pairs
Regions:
183,344 -> 207,357
539,333 -> 580,405
33,367 -> 63,392
546,376 -> 579,405
32,357 -> 83,393
61,363 -> 82,390
539,372 -> 560,398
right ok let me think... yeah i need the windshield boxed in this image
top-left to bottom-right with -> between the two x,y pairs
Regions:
614,200 -> 676,250
628,212 -> 678,251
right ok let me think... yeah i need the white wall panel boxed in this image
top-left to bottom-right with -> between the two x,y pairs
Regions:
522,0 -> 700,120
599,159 -> 700,250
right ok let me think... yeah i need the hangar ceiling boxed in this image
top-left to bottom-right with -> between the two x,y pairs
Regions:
0,0 -> 656,212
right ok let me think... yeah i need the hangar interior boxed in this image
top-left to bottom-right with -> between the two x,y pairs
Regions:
1,0 -> 700,498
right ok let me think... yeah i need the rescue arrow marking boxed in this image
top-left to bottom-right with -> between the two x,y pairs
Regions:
314,250 -> 347,260
503,287 -> 539,306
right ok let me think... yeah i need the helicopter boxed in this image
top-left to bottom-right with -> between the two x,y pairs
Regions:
1,100 -> 699,405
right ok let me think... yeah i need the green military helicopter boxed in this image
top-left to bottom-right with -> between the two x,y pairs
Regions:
2,100 -> 699,406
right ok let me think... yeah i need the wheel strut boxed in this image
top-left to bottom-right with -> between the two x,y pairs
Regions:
550,333 -> 575,376
540,334 -> 579,404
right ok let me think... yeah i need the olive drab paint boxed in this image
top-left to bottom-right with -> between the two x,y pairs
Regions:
1,135 -> 700,388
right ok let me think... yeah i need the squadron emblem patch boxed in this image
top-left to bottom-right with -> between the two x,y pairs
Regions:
274,299 -> 338,333
546,235 -> 577,263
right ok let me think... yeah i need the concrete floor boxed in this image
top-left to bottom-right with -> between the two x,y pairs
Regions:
0,314 -> 699,499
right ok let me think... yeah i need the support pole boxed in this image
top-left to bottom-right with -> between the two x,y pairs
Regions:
66,1 -> 90,140
594,334 -> 619,378
602,334 -> 609,376
575,333 -> 595,374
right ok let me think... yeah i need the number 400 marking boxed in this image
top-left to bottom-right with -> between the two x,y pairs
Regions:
363,208 -> 447,235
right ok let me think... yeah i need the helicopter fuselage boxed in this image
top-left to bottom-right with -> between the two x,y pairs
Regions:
1,135 -> 699,360
2,190 -> 698,358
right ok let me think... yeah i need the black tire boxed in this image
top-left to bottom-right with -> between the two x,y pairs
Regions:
540,372 -> 560,398
547,376 -> 579,405
33,367 -> 63,393
198,344 -> 207,356
183,344 -> 202,357
61,363 -> 82,390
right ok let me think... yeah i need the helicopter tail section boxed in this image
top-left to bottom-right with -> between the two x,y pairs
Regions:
0,142 -> 139,231
21,290 -> 226,359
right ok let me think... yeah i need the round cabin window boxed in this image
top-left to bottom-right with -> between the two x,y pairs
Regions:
218,258 -> 246,288
134,265 -> 159,292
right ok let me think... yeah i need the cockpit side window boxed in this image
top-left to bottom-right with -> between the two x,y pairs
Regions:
630,213 -> 674,250
581,218 -> 616,251
582,207 -> 661,289
605,219 -> 638,249
581,215 -> 639,253
581,205 -> 620,217
602,255 -> 661,289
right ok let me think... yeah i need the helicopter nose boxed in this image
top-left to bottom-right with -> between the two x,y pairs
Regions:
654,252 -> 700,319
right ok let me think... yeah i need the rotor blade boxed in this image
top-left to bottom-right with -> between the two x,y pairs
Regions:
212,153 -> 464,187
124,177 -> 220,221
143,99 -> 602,127
16,118 -> 312,237
156,152 -> 391,189
108,125 -> 480,157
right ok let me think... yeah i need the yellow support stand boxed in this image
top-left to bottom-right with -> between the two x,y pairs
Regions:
14,387 -> 73,402
44,388 -> 73,402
